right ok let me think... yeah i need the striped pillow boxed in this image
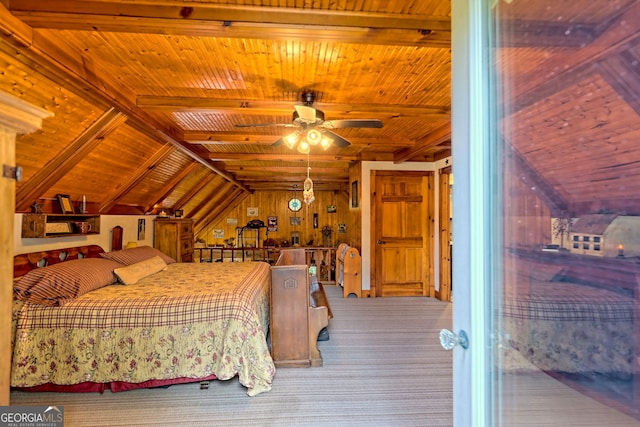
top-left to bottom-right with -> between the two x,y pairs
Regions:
13,258 -> 123,306
100,246 -> 176,266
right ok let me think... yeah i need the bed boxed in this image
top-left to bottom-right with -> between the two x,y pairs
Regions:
502,248 -> 640,418
11,245 -> 274,396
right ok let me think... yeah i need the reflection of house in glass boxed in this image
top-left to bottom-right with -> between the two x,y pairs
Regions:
569,214 -> 640,257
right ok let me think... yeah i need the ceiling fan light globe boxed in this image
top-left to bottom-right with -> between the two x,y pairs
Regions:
284,133 -> 298,149
320,137 -> 333,150
307,129 -> 322,145
297,140 -> 311,154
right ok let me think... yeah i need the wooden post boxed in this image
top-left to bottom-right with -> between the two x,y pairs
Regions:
0,91 -> 52,405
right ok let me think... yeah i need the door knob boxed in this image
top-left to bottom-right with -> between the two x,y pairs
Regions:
377,240 -> 386,245
439,329 -> 469,350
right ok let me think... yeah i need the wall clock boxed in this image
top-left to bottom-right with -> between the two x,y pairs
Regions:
288,198 -> 302,212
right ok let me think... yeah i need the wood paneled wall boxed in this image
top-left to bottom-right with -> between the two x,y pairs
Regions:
194,190 -> 351,248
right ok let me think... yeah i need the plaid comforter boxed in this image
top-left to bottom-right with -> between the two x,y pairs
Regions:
11,262 -> 274,396
501,281 -> 634,375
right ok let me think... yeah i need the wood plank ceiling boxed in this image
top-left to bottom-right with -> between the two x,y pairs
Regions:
2,0 -> 640,224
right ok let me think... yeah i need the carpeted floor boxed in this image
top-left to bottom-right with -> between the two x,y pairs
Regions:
10,285 -> 455,427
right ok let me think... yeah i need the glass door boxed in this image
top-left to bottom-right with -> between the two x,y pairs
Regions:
451,0 -> 640,425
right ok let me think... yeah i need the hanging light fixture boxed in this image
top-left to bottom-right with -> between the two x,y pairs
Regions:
297,139 -> 311,154
306,129 -> 322,145
284,131 -> 300,149
320,136 -> 332,150
282,128 -> 335,153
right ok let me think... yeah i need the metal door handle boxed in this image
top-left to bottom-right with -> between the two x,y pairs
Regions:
377,240 -> 386,245
439,329 -> 469,350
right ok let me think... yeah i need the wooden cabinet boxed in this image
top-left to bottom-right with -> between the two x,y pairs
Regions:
153,218 -> 194,262
22,213 -> 100,238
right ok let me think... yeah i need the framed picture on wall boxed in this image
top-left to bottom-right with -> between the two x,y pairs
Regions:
351,181 -> 358,208
56,194 -> 74,214
138,219 -> 146,240
267,215 -> 278,231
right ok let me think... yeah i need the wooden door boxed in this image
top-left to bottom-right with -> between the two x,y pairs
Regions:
372,171 -> 434,297
438,169 -> 452,302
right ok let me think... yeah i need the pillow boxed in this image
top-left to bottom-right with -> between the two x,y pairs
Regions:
100,245 -> 175,265
114,256 -> 168,285
14,258 -> 123,306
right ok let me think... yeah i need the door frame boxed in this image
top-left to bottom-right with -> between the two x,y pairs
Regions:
370,170 -> 434,298
360,159 -> 451,296
451,0 -> 495,425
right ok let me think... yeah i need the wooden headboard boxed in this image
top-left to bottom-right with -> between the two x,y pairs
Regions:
13,245 -> 106,279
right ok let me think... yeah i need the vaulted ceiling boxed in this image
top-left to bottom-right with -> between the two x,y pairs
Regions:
3,0 -> 640,228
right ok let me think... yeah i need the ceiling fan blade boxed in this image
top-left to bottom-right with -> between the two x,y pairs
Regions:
235,123 -> 296,128
271,136 -> 286,146
322,119 -> 383,129
325,130 -> 351,147
294,104 -> 317,122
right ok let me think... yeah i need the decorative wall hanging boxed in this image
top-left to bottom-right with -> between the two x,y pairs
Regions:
267,215 -> 278,232
327,205 -> 337,213
303,157 -> 315,205
247,207 -> 258,216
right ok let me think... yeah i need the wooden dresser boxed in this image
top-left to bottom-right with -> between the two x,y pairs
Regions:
153,218 -> 194,262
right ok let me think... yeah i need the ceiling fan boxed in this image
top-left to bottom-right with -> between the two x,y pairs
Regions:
235,92 -> 383,153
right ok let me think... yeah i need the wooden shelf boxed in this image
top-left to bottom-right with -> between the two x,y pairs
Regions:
22,213 -> 101,238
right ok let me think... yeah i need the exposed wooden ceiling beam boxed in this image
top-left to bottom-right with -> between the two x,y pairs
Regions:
208,152 -> 359,162
194,187 -> 249,236
10,1 -> 451,48
184,131 -> 414,147
226,166 -> 349,175
144,162 -> 199,213
172,174 -> 217,213
240,175 -> 347,183
248,182 -> 349,192
508,2 -> 640,109
505,142 -> 568,216
394,123 -> 451,163
497,19 -> 598,48
140,97 -> 451,120
15,107 -> 127,211
597,51 -> 640,116
99,144 -> 176,213
0,4 -> 252,194
187,180 -> 231,220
